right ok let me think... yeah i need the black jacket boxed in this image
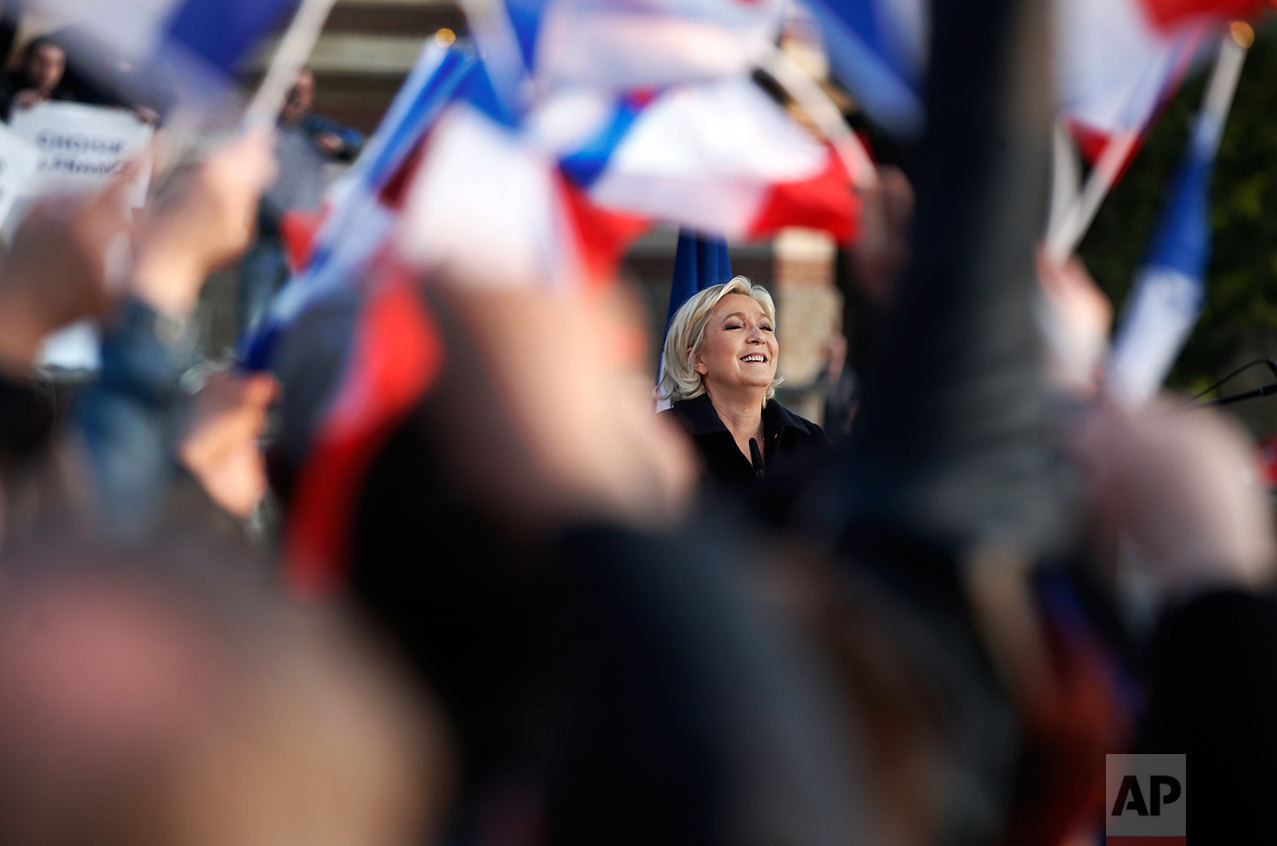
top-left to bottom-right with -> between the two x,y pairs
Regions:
663,393 -> 827,493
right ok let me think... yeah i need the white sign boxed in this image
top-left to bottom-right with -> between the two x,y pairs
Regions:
0,123 -> 41,226
10,101 -> 154,207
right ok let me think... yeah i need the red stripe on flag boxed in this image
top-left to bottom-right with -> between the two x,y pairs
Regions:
1141,0 -> 1271,31
746,146 -> 860,243
279,208 -> 323,273
1068,119 -> 1152,179
559,175 -> 650,291
380,137 -> 430,211
283,261 -> 443,600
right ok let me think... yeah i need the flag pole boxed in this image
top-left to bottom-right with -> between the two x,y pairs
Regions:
1104,26 -> 1251,405
1044,127 -> 1140,262
243,0 -> 340,127
1045,24 -> 1247,263
1045,117 -> 1080,242
1195,23 -> 1250,154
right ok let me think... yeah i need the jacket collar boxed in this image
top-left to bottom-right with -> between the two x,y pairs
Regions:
672,393 -> 813,438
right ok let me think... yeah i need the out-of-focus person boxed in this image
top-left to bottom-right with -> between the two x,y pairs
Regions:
0,35 -> 75,122
76,127 -> 278,542
0,128 -> 277,547
657,277 -> 827,492
239,69 -> 364,334
0,541 -> 451,846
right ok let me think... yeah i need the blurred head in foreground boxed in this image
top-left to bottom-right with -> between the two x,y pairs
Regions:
0,540 -> 452,846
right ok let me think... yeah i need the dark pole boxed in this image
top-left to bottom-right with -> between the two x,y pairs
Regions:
831,0 -> 1064,556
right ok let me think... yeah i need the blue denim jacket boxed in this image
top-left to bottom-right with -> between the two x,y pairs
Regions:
76,297 -> 198,541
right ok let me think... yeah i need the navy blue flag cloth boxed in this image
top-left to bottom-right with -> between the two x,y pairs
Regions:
665,230 -> 734,338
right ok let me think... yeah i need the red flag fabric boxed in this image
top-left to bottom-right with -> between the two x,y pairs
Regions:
1142,0 -> 1274,31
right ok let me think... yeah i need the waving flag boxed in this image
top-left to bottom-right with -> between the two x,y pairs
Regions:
394,52 -> 859,293
803,0 -> 926,139
473,0 -> 787,94
1055,0 -> 1206,164
1106,33 -> 1247,405
243,42 -> 478,369
555,79 -> 859,242
17,0 -> 301,113
1143,0 -> 1276,28
805,0 -> 1262,156
1105,133 -> 1213,404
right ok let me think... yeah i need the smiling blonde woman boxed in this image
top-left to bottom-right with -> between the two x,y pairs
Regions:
658,277 -> 827,490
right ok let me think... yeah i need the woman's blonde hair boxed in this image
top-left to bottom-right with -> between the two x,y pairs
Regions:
656,276 -> 782,404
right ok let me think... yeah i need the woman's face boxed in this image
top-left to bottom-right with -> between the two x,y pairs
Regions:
694,293 -> 778,397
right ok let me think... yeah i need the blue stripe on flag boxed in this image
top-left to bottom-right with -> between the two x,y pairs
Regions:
1144,139 -> 1214,281
805,0 -> 924,138
162,0 -> 299,76
364,46 -> 477,188
505,0 -> 545,74
1107,96 -> 1221,402
456,54 -> 521,129
560,96 -> 646,189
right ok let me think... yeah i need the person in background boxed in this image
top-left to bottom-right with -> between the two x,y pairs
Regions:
0,35 -> 75,122
239,69 -> 364,335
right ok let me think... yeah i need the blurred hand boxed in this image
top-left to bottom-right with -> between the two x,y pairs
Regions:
132,128 -> 277,319
178,369 -> 278,518
0,170 -> 135,368
12,89 -> 42,110
850,165 -> 913,306
426,281 -> 697,532
315,132 -> 344,155
1073,398 -> 1277,600
131,106 -> 159,126
1038,249 -> 1112,396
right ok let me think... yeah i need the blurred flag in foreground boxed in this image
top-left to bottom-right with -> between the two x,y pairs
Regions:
396,67 -> 857,292
555,79 -> 858,243
1054,0 -> 1206,165
17,0 -> 300,115
1142,0 -> 1276,27
472,0 -> 787,96
269,43 -> 479,593
1106,32 -> 1248,405
802,0 -> 926,139
806,0 -> 1262,158
244,42 -> 477,369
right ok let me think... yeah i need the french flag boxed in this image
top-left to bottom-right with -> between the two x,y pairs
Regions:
477,0 -> 787,94
16,0 -> 301,112
555,79 -> 859,243
807,0 -> 1263,162
273,44 -> 483,595
802,0 -> 926,139
1106,33 -> 1247,404
1054,0 -> 1207,165
1056,0 -> 1271,165
244,42 -> 478,370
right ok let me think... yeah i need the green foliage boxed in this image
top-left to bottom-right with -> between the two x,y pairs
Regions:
1079,16 -> 1277,412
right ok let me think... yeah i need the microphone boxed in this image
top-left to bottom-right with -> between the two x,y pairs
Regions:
749,437 -> 764,479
